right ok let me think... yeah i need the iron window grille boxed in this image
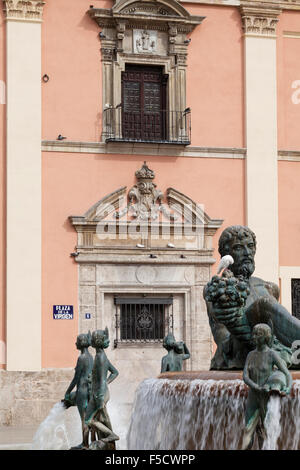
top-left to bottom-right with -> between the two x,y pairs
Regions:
103,107 -> 191,145
292,279 -> 300,320
114,296 -> 173,347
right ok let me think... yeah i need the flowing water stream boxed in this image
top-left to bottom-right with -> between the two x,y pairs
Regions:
262,395 -> 282,450
31,402 -> 82,450
30,400 -> 130,450
127,378 -> 300,450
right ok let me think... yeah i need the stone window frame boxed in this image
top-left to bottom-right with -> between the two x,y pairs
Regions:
87,0 -> 205,143
106,55 -> 175,142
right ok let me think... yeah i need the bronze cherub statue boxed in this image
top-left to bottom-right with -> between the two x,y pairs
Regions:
63,331 -> 94,449
83,328 -> 119,450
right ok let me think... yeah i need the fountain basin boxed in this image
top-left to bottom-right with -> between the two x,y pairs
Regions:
127,371 -> 300,450
159,370 -> 300,381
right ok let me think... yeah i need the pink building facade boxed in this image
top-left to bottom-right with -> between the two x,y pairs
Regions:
0,0 -> 300,426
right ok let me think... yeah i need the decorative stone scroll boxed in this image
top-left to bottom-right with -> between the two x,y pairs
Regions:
114,162 -> 177,222
3,0 -> 45,21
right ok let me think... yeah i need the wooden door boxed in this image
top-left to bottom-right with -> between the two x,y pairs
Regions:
122,65 -> 167,141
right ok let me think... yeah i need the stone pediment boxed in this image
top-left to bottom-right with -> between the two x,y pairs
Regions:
77,187 -> 127,223
88,0 -> 205,31
167,188 -> 223,228
69,163 -> 223,254
113,0 -> 186,19
70,186 -> 220,227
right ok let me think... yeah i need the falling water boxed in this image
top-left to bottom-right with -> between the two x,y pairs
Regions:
127,378 -> 247,450
127,378 -> 300,450
31,402 -> 81,450
30,379 -> 300,450
279,380 -> 300,450
30,400 -> 129,450
262,395 -> 281,450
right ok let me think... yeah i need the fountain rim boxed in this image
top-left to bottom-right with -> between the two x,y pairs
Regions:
158,370 -> 300,381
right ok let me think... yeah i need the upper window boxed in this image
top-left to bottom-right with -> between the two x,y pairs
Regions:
87,0 -> 205,145
104,62 -> 191,144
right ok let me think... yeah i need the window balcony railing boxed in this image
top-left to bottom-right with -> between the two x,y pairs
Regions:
102,106 -> 191,145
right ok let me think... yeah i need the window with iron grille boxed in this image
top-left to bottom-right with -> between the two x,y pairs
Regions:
114,297 -> 173,346
292,279 -> 300,320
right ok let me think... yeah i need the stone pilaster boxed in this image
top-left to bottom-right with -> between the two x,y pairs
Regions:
240,3 -> 281,283
4,0 -> 45,371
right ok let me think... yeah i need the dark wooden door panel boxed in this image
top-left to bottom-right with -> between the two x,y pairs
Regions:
122,65 -> 167,141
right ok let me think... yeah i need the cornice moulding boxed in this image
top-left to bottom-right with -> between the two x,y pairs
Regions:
41,140 -> 247,159
278,150 -> 300,161
42,141 -> 300,161
179,0 -> 300,11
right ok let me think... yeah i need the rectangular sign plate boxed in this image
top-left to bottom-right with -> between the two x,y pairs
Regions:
53,305 -> 74,320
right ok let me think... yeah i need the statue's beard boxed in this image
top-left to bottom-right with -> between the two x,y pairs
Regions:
231,260 -> 255,279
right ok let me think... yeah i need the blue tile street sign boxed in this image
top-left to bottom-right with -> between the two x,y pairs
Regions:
53,305 -> 74,320
85,313 -> 91,319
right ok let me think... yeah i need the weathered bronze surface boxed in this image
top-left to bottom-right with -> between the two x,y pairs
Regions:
242,324 -> 293,450
83,328 -> 119,450
161,333 -> 190,373
204,225 -> 300,370
63,331 -> 94,449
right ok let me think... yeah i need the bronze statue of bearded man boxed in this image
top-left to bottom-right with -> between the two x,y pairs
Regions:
204,225 -> 300,370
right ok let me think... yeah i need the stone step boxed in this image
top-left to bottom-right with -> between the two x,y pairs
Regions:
0,426 -> 36,450
0,443 -> 32,450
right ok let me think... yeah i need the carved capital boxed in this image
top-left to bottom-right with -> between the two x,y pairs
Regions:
100,37 -> 116,62
239,4 -> 281,37
101,47 -> 115,62
3,0 -> 45,21
176,52 -> 187,66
